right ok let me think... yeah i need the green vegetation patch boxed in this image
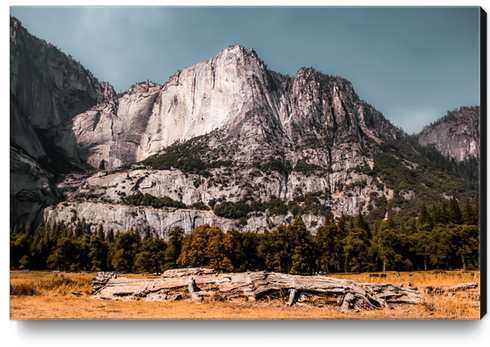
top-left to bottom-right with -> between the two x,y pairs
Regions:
124,192 -> 186,209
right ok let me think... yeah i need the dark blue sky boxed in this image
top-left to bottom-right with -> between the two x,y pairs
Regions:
10,6 -> 481,134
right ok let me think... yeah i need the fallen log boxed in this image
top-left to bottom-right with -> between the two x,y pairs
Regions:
91,269 -> 478,312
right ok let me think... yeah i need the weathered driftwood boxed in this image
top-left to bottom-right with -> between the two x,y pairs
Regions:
91,269 -> 478,312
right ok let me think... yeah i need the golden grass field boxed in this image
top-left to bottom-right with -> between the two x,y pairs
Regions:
10,270 -> 481,320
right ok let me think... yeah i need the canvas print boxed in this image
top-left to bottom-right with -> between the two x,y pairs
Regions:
9,6 -> 484,320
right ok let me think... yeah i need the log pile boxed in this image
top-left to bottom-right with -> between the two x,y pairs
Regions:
91,268 -> 478,312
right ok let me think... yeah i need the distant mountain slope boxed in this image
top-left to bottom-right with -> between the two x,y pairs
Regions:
417,106 -> 480,162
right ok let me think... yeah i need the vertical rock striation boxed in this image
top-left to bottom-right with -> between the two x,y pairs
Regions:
73,45 -> 402,172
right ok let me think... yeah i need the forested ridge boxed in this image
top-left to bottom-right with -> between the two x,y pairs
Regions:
10,194 -> 479,274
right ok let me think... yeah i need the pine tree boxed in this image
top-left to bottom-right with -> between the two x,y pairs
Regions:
418,202 -> 433,229
47,237 -> 77,271
50,221 -> 60,243
97,225 -> 105,241
106,229 -> 115,244
315,216 -> 344,273
452,225 -> 479,270
337,213 -> 347,235
354,210 -> 370,234
448,197 -> 462,224
135,229 -> 161,273
474,192 -> 479,226
397,223 -> 414,271
105,229 -> 116,270
462,199 -> 477,225
163,226 -> 184,271
428,225 -> 452,269
88,233 -> 108,272
206,226 -> 235,273
431,204 -> 442,224
343,227 -> 371,272
74,219 -> 85,238
289,214 -> 313,275
257,230 -> 274,271
415,203 -> 433,270
373,218 -> 402,272
440,200 -> 449,224
270,224 -> 293,273
74,233 -> 91,271
229,230 -> 261,272
111,230 -> 140,272
10,225 -> 33,270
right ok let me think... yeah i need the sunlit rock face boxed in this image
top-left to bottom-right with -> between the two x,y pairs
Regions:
72,45 -> 289,170
72,45 -> 400,172
417,107 -> 480,162
44,43 -> 405,235
11,17 -> 478,236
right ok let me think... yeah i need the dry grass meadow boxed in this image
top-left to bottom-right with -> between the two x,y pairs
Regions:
10,270 -> 481,320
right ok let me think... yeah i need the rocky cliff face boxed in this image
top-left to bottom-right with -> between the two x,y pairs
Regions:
10,17 -> 109,227
44,166 -> 395,237
71,81 -> 160,169
72,45 -> 400,172
417,107 -> 480,162
10,147 -> 61,227
10,17 -> 106,131
10,17 -> 478,237
43,45 -> 405,236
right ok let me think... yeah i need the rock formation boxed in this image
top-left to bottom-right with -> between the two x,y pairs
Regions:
9,17 -> 480,236
43,43 -> 409,236
72,45 -> 400,172
417,107 -> 480,162
10,17 -> 111,226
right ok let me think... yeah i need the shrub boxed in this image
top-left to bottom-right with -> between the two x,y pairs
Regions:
250,200 -> 266,212
265,197 -> 288,215
10,281 -> 40,296
235,217 -> 248,227
214,201 -> 250,219
124,192 -> 186,209
190,202 -> 210,211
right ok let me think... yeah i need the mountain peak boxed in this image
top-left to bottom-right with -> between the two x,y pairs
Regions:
212,45 -> 264,70
217,44 -> 257,58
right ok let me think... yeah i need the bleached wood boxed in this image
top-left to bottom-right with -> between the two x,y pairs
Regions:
91,269 -> 478,311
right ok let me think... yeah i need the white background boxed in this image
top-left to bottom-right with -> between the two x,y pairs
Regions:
4,1 -> 489,346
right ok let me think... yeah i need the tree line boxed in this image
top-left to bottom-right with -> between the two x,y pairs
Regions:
10,195 -> 479,274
